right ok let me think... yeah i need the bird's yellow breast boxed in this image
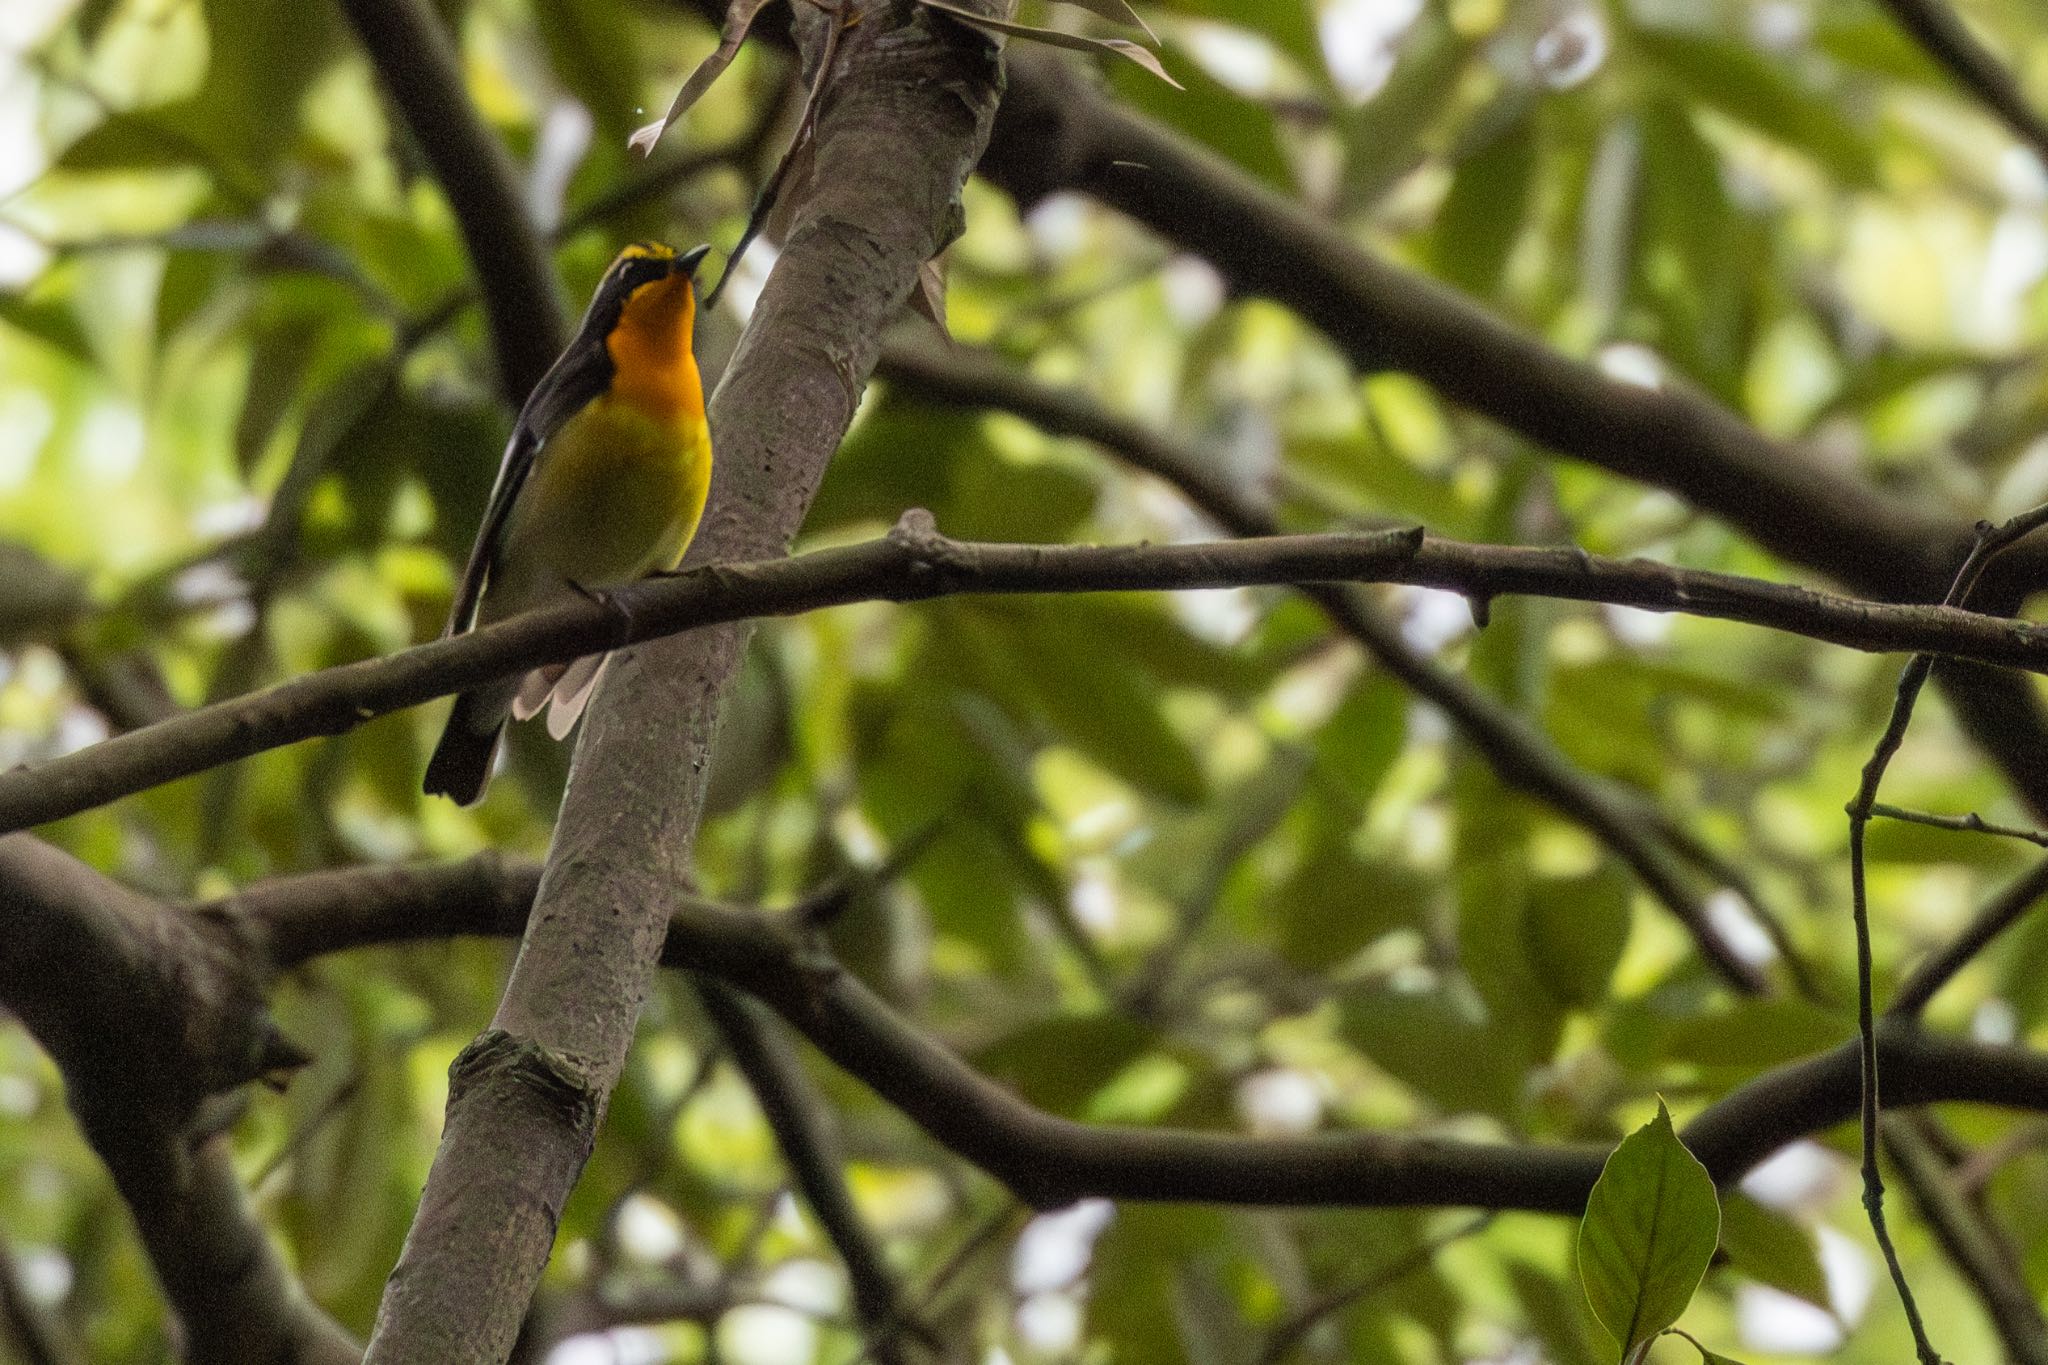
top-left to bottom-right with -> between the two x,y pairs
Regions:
488,399 -> 712,615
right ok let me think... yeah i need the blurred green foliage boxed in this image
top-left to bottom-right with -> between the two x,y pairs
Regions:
1,0 -> 2047,1361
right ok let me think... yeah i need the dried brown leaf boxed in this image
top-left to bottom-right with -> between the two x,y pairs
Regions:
628,0 -> 779,156
1045,0 -> 1157,43
910,254 -> 951,340
915,0 -> 1182,88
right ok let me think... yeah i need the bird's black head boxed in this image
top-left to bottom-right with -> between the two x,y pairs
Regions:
611,242 -> 711,294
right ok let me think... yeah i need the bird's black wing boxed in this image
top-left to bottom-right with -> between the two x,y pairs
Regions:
441,319 -> 616,637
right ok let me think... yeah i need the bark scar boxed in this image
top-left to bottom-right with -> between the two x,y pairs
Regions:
447,1029 -> 600,1133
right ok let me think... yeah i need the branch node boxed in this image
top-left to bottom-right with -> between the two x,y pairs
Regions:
447,1029 -> 600,1134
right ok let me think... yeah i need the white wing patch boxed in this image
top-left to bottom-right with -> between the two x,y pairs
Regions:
546,653 -> 611,740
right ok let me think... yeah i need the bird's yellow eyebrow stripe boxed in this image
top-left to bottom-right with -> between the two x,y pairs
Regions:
619,241 -> 677,262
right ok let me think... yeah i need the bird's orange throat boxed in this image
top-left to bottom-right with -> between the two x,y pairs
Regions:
606,274 -> 705,422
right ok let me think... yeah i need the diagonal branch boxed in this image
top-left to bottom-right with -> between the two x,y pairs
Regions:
335,0 -> 568,403
695,980 -> 926,1363
1889,854 -> 2048,1018
878,338 -> 1780,993
1884,1113 -> 2048,1365
1874,0 -> 2048,167
226,848 -> 2048,1214
980,51 -> 2048,820
355,4 -> 1009,1360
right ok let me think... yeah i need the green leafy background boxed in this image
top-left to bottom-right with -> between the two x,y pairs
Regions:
3,0 -> 2048,1360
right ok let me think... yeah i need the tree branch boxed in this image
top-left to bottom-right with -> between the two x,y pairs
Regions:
980,51 -> 2048,817
878,338 -> 1777,994
981,53 -> 1969,596
1884,1113 -> 2048,1365
0,835 -> 353,1365
356,3 -> 1007,1359
1874,0 -> 2048,167
334,0 -> 568,403
14,519 -> 2048,836
1888,853 -> 2048,1018
226,848 -> 2048,1214
695,981 -> 923,1362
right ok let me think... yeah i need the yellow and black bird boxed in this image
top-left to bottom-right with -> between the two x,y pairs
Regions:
425,241 -> 714,804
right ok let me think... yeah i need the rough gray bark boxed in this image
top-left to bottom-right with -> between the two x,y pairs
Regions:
0,835 -> 356,1365
359,5 -> 1005,1361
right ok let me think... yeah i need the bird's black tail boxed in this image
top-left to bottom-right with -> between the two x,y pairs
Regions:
423,689 -> 507,805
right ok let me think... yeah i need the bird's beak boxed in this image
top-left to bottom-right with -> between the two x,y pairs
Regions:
678,243 -> 711,278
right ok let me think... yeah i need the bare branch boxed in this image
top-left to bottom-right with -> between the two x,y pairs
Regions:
1889,855 -> 2048,1018
980,52 -> 2048,816
696,981 -> 926,1362
1874,0 -> 2048,167
1884,1114 -> 2048,1365
356,2 -> 1008,1359
0,836 -> 353,1365
13,521 -> 2048,836
215,847 -> 2048,1213
1872,802 -> 2048,850
879,339 -> 1779,993
335,0 -> 568,402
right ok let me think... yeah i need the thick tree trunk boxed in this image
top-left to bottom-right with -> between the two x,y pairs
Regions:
359,4 -> 1005,1361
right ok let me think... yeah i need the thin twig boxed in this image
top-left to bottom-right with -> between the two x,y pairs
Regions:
703,0 -> 847,309
879,340 -> 1790,993
696,979 -> 932,1363
1952,1121 -> 2048,1195
1871,802 -> 2048,850
839,1202 -> 1022,1365
1883,1113 -> 2048,1365
1255,1213 -> 1492,1364
1841,504 -> 2048,1364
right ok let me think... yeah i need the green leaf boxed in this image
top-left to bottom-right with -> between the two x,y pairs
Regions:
1630,27 -> 1878,187
1273,829 -> 1425,970
1315,671 -> 1408,806
810,392 -> 1096,543
1089,1207 -> 1233,1365
1524,865 -> 1633,1011
54,115 -> 212,175
1340,988 -> 1532,1118
974,1013 -> 1154,1115
532,0 -> 641,140
1431,105 -> 1538,298
1717,1193 -> 1830,1311
0,289 -> 95,368
1507,1259 -> 1608,1365
945,599 -> 1213,804
1336,8 -> 1473,211
0,544 -> 89,645
1577,1100 -> 1721,1360
1665,999 -> 1847,1072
